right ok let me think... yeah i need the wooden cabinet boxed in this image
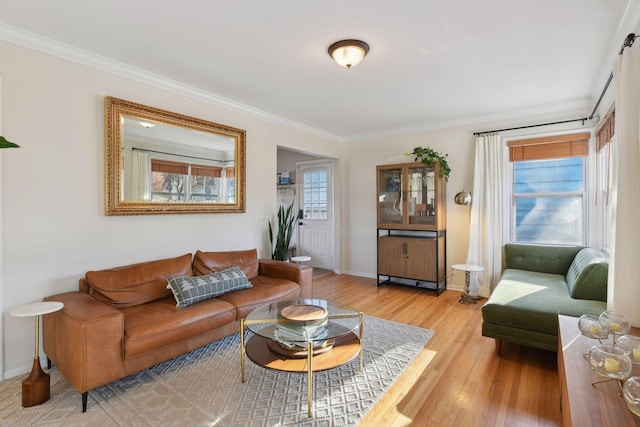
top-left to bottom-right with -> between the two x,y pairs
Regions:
376,162 -> 446,295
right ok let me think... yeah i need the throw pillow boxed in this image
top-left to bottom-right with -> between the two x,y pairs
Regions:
167,265 -> 253,308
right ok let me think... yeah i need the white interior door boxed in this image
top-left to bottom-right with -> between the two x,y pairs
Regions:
297,160 -> 334,269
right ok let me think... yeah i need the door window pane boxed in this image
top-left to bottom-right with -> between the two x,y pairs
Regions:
303,170 -> 327,219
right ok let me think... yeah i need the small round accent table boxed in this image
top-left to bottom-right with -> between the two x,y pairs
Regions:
10,301 -> 64,407
291,256 -> 311,264
452,264 -> 485,305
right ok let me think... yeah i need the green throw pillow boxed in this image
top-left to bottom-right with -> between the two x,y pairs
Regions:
167,266 -> 252,308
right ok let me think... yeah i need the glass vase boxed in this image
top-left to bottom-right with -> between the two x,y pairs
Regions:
578,314 -> 610,340
623,376 -> 640,417
599,311 -> 631,343
617,335 -> 640,366
589,344 -> 632,380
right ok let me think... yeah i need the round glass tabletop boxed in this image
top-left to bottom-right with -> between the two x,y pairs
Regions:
244,299 -> 362,344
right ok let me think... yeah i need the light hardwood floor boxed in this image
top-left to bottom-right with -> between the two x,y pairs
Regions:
312,273 -> 561,427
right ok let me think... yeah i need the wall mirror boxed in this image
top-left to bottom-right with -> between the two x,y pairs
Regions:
105,97 -> 246,215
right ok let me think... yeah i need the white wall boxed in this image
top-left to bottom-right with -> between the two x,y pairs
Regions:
0,40 -> 341,376
340,126 -> 475,285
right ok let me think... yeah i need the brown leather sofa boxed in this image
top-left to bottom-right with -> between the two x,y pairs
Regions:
43,249 -> 312,412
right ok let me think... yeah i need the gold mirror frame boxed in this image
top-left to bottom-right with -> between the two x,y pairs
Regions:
105,96 -> 246,215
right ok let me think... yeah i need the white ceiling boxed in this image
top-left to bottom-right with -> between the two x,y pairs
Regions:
0,0 -> 637,141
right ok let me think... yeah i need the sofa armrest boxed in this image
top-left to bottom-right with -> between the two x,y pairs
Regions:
43,292 -> 125,393
258,259 -> 313,298
566,248 -> 608,301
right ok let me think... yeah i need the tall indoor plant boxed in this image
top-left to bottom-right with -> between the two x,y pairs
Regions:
407,146 -> 450,181
268,201 -> 297,261
0,136 -> 19,149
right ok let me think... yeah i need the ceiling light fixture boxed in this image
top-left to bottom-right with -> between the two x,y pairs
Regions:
328,39 -> 369,69
139,121 -> 155,129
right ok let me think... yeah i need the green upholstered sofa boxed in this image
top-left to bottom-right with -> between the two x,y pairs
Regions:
481,243 -> 608,354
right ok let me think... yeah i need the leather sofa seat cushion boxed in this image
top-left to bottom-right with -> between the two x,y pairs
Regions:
121,297 -> 236,359
217,275 -> 301,319
193,249 -> 259,279
86,253 -> 193,308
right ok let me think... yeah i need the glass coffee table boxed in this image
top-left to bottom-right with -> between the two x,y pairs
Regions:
240,299 -> 364,418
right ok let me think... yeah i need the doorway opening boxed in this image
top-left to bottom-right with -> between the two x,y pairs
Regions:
276,147 -> 339,273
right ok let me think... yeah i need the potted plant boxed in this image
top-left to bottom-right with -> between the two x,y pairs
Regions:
407,146 -> 450,181
268,201 -> 297,261
0,136 -> 19,148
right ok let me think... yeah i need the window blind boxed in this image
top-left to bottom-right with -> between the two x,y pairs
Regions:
595,104 -> 615,152
151,159 -> 188,175
507,132 -> 590,162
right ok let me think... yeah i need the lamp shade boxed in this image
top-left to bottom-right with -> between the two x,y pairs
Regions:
328,40 -> 369,68
454,190 -> 471,205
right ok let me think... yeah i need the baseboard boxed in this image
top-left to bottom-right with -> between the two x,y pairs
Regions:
4,359 -> 45,380
340,270 -> 377,279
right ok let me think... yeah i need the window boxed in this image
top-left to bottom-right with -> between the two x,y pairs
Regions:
596,142 -> 613,254
151,159 -> 233,202
302,170 -> 327,219
151,160 -> 187,201
595,106 -> 615,255
509,132 -> 589,245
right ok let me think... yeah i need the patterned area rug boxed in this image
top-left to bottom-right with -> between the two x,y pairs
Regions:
0,316 -> 433,426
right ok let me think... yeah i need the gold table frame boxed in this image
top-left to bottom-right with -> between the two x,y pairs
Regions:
240,308 -> 364,418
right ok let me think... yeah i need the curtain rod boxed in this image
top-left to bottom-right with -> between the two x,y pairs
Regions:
131,147 -> 230,165
473,33 -> 637,137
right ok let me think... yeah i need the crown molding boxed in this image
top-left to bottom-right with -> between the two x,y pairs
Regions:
344,98 -> 594,142
0,23 -> 344,143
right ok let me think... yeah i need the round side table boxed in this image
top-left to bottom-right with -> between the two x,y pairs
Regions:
10,301 -> 64,407
291,256 -> 311,264
452,264 -> 485,305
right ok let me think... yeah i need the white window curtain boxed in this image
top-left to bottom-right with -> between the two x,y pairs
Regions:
608,42 -> 640,326
131,150 -> 151,201
466,134 -> 508,297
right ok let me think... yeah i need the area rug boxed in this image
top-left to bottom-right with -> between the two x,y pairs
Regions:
0,316 -> 433,427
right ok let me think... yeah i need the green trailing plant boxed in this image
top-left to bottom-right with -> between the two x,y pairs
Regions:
407,146 -> 450,181
268,201 -> 297,261
0,136 -> 19,149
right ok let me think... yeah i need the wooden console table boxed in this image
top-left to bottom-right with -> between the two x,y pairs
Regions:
558,314 -> 640,426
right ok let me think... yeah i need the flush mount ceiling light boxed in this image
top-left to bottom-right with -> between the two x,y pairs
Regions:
139,121 -> 155,129
328,39 -> 369,69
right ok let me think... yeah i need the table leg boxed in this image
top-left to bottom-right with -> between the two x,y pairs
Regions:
307,340 -> 313,418
240,318 -> 246,383
359,312 -> 364,372
459,271 -> 478,304
22,315 -> 50,407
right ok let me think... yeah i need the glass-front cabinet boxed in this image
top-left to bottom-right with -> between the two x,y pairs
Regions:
376,162 -> 447,295
376,162 -> 446,230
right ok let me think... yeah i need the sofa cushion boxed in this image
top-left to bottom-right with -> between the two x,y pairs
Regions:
503,243 -> 584,275
193,249 -> 259,279
167,266 -> 253,308
565,248 -> 608,301
217,275 -> 301,319
86,253 -> 193,308
482,269 -> 606,335
121,297 -> 236,359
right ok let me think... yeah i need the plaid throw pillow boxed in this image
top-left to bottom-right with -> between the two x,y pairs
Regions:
167,265 -> 252,308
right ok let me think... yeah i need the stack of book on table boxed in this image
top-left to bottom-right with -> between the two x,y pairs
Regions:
274,318 -> 329,349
